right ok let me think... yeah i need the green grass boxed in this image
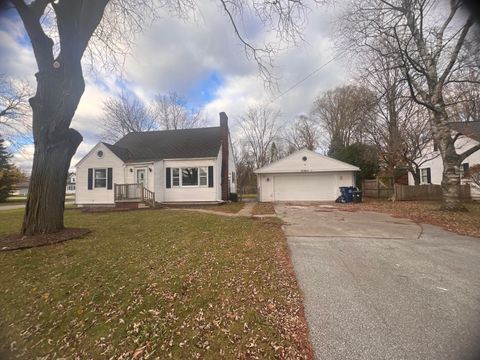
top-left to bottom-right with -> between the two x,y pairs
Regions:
0,209 -> 310,359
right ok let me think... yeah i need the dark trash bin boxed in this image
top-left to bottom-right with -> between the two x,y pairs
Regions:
352,189 -> 362,203
339,186 -> 354,203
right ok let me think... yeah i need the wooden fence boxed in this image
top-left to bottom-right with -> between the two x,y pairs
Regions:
362,178 -> 394,198
393,184 -> 471,201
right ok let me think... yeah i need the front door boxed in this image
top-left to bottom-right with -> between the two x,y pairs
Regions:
136,168 -> 147,187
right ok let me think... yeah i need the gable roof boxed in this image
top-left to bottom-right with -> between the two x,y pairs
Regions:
103,127 -> 223,162
450,121 -> 480,142
254,148 -> 360,174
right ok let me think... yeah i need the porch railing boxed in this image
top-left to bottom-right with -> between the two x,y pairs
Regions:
114,183 -> 155,207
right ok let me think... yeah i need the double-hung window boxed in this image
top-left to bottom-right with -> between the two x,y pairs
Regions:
199,167 -> 208,186
420,168 -> 431,184
94,168 -> 107,188
172,168 -> 180,186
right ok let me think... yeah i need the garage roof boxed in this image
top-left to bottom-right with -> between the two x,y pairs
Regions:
254,148 -> 360,174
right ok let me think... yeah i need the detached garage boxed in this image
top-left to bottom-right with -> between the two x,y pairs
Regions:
255,149 -> 359,202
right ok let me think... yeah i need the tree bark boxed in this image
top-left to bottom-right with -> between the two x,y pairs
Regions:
410,167 -> 420,185
432,111 -> 467,211
21,66 -> 84,235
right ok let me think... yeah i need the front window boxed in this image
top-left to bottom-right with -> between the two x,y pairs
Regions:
171,167 -> 209,187
182,168 -> 199,186
94,168 -> 107,188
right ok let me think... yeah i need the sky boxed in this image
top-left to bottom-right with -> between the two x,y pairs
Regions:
0,1 -> 353,173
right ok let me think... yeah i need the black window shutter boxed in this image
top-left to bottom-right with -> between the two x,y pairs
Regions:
462,163 -> 469,172
166,167 -> 171,188
88,168 -> 93,190
427,168 -> 431,184
107,168 -> 113,189
208,166 -> 214,187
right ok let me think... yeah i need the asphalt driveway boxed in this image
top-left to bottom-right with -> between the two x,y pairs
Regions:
276,204 -> 480,360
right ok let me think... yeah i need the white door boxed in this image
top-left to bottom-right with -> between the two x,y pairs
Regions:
136,168 -> 147,186
273,173 -> 336,201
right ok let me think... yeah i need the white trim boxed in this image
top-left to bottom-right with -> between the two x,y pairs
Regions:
93,168 -> 107,188
254,148 -> 360,174
75,142 -> 125,168
169,166 -> 209,188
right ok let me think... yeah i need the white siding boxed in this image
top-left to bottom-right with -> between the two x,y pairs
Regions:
258,171 -> 355,202
408,136 -> 480,188
154,161 -> 164,203
75,143 -> 125,205
164,158 -> 220,202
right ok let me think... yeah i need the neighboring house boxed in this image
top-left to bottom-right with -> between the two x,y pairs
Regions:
75,112 -> 236,207
10,180 -> 29,196
66,172 -> 76,195
407,121 -> 480,200
254,148 -> 359,202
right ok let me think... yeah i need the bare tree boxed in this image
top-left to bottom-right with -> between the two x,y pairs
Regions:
239,106 -> 282,168
0,75 -> 32,148
342,0 -> 480,211
283,114 -> 319,151
311,85 -> 375,154
154,92 -> 204,130
400,109 -> 439,185
101,93 -> 157,142
8,0 -> 316,235
357,51 -> 439,181
449,75 -> 480,122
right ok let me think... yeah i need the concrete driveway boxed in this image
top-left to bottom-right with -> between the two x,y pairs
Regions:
276,204 -> 480,360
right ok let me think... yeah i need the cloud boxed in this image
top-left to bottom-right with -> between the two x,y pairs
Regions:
2,1 -> 350,172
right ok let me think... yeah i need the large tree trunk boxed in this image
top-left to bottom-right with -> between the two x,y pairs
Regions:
410,168 -> 421,185
432,112 -> 466,211
21,66 -> 84,235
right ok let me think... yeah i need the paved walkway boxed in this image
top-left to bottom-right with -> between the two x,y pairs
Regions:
276,204 -> 480,360
165,202 -> 257,217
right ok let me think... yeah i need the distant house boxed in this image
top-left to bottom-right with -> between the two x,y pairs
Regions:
407,121 -> 480,200
255,148 -> 359,202
75,112 -> 236,207
66,172 -> 76,195
10,180 -> 29,196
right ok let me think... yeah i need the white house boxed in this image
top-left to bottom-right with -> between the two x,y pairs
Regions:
75,112 -> 236,207
254,148 -> 359,202
407,121 -> 480,199
66,172 -> 76,195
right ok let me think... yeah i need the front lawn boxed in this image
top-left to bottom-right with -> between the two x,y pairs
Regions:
342,199 -> 480,238
0,209 -> 311,359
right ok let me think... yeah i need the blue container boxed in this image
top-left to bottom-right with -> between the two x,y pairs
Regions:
339,186 -> 354,203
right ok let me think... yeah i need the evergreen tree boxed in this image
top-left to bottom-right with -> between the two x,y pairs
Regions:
0,137 -> 14,202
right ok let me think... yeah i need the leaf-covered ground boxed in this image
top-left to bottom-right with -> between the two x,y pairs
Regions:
341,199 -> 480,238
0,209 -> 312,359
252,203 -> 276,216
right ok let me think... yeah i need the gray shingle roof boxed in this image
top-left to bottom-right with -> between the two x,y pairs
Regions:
105,127 -> 222,162
450,121 -> 480,142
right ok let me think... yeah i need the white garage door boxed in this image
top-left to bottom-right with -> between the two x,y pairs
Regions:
273,173 -> 336,201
